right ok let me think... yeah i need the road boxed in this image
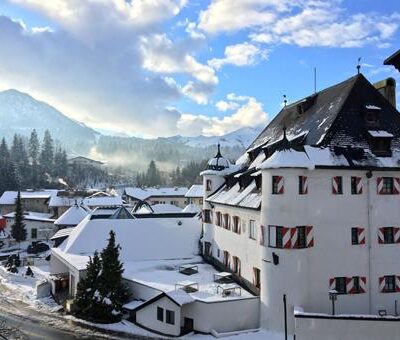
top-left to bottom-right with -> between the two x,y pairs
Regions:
0,285 -> 150,339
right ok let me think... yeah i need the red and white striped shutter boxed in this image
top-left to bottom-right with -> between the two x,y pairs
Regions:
360,277 -> 367,293
276,176 -> 284,194
346,277 -> 353,294
358,228 -> 366,245
378,228 -> 384,244
329,278 -> 335,290
332,176 -> 340,194
394,178 -> 400,194
397,276 -> 400,292
379,276 -> 385,292
377,177 -> 384,194
355,177 -> 363,194
395,227 -> 400,243
290,228 -> 298,248
283,227 -> 291,249
306,226 -> 314,248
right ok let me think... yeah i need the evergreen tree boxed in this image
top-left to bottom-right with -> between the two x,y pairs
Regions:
11,191 -> 27,249
53,147 -> 68,178
75,251 -> 102,319
96,231 -> 129,323
40,130 -> 54,176
29,130 -> 40,187
146,160 -> 163,186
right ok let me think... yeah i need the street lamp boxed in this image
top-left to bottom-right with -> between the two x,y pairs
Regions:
329,289 -> 338,315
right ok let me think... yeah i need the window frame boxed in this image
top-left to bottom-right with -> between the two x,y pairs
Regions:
384,275 -> 396,293
351,227 -> 359,245
333,176 -> 343,195
276,226 -> 284,249
215,212 -> 221,227
253,267 -> 261,289
206,179 -> 212,191
157,307 -> 164,322
203,209 -> 212,223
335,277 -> 347,295
297,226 -> 306,249
272,176 -> 283,195
166,309 -> 175,325
249,220 -> 256,240
232,216 -> 240,234
353,276 -> 361,294
383,227 -> 395,244
351,176 -> 362,195
298,176 -> 307,195
31,228 -> 37,239
232,256 -> 241,275
382,177 -> 394,194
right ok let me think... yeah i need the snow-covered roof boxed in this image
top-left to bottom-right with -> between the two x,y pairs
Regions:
51,227 -> 74,240
207,180 -> 261,210
185,184 -> 203,198
124,187 -> 188,200
368,130 -> 394,138
258,149 -> 314,170
54,215 -> 201,270
200,163 -> 243,177
365,104 -> 381,110
135,203 -> 182,214
54,204 -> 90,226
182,204 -> 201,214
0,190 -> 57,205
3,211 -> 55,222
122,258 -> 254,303
49,193 -> 122,207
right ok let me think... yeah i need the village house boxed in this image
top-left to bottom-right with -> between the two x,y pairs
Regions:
68,155 -> 104,168
201,72 -> 400,339
0,190 -> 56,215
48,190 -> 123,217
4,211 -> 55,241
123,187 -> 188,208
184,184 -> 204,210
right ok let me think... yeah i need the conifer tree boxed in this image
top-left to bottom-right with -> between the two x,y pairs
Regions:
97,230 -> 129,323
29,130 -> 40,187
11,191 -> 27,249
75,251 -> 102,319
40,130 -> 54,176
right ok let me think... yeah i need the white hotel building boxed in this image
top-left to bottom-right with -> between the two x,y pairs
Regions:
201,73 -> 400,337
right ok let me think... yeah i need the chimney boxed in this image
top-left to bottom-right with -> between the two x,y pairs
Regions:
373,77 -> 396,108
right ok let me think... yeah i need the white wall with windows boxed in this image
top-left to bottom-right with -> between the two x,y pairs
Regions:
204,202 -> 262,287
260,168 -> 400,333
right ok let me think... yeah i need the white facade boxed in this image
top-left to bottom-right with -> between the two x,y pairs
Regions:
260,168 -> 400,332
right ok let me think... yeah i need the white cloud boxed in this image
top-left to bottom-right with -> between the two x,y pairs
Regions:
215,100 -> 240,112
208,42 -> 267,69
199,0 -> 399,49
178,94 -> 268,136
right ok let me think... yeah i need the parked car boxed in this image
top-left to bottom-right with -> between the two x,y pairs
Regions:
27,242 -> 50,254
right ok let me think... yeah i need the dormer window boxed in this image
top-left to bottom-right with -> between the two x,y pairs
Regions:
368,131 -> 393,157
364,105 -> 381,127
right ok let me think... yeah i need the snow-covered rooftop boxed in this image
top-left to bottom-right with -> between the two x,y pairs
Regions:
368,130 -> 394,138
48,194 -> 122,207
135,203 -> 183,214
0,190 -> 57,205
182,204 -> 201,214
3,211 -> 55,222
50,227 -> 74,240
185,184 -> 203,198
207,180 -> 261,210
122,257 -> 254,303
124,187 -> 188,200
53,215 -> 202,270
54,204 -> 90,226
258,149 -> 314,170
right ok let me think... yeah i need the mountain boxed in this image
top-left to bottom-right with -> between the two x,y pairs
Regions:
0,89 -> 262,170
0,89 -> 98,152
175,126 -> 262,148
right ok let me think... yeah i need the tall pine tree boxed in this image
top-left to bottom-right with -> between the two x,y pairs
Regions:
75,251 -> 102,319
97,230 -> 129,323
28,130 -> 40,187
40,129 -> 54,177
11,191 -> 27,249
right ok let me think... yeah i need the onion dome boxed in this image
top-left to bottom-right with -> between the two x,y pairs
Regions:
207,143 -> 230,171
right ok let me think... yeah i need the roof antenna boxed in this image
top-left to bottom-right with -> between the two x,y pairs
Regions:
314,67 -> 317,94
216,142 -> 222,157
357,57 -> 361,74
283,94 -> 287,107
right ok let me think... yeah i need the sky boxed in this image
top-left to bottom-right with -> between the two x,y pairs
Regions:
0,0 -> 399,138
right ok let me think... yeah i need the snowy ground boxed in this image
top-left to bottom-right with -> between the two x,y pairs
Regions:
0,263 -> 282,339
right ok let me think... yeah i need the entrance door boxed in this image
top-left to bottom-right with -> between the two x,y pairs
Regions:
183,317 -> 194,333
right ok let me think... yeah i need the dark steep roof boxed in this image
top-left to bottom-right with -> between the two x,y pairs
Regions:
248,74 -> 359,152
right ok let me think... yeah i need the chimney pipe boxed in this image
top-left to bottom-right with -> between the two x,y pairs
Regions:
373,77 -> 396,108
